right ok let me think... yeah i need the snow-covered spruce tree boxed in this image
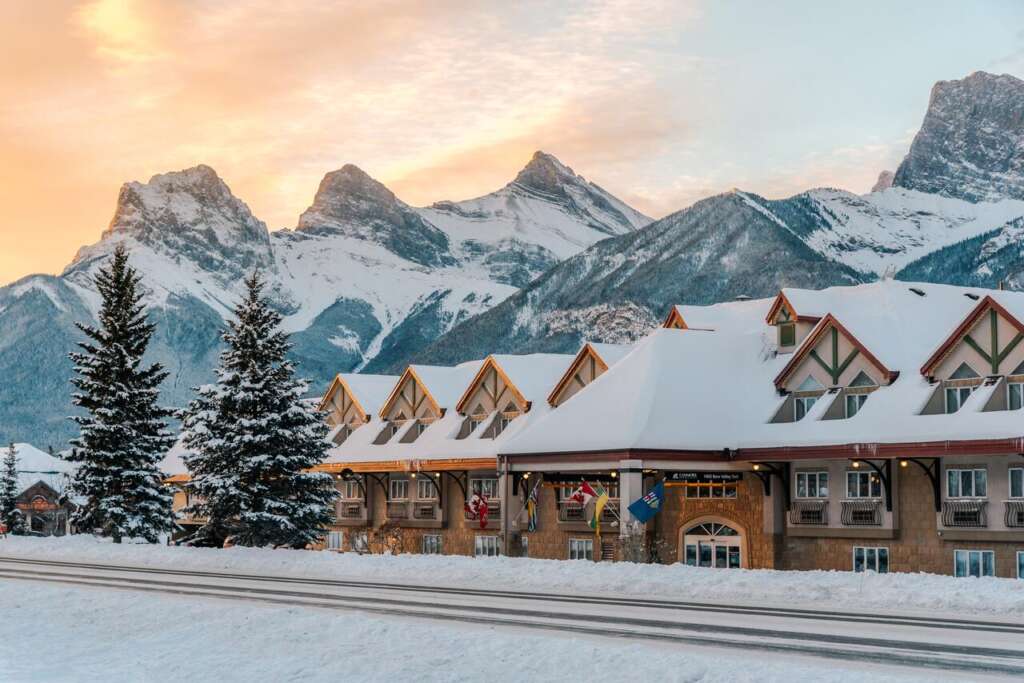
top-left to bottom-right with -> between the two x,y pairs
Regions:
1,443 -> 25,535
66,245 -> 174,543
181,272 -> 336,548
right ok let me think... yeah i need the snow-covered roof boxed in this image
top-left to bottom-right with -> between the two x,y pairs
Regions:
7,444 -> 74,494
479,353 -> 575,404
501,280 -> 1024,455
320,372 -> 398,417
586,342 -> 634,368
402,361 -> 484,413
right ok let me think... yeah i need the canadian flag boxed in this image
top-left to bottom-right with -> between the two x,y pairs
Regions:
568,481 -> 598,506
464,493 -> 490,529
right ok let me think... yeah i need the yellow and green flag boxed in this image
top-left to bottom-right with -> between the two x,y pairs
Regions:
588,484 -> 610,538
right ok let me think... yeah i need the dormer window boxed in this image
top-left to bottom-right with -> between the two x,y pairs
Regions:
779,322 -> 796,347
457,403 -> 488,439
844,371 -> 876,418
1008,360 -> 1024,410
485,402 -> 520,438
793,375 -> 824,421
374,413 -> 405,444
945,363 -> 980,414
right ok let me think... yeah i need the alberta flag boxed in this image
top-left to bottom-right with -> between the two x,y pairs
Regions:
628,481 -> 665,523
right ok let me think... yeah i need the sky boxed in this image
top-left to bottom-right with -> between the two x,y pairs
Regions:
1,0 -> 1023,286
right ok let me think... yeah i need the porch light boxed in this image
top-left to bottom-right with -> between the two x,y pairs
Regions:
900,460 -> 909,468
852,461 -> 860,468
753,464 -> 761,471
410,473 -> 417,479
523,472 -> 531,479
611,471 -> 618,479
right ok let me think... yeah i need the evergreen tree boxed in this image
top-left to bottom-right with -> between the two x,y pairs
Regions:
181,272 -> 336,548
0,443 -> 25,535
66,245 -> 174,543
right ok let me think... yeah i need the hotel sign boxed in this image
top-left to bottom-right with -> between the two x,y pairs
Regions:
666,472 -> 742,483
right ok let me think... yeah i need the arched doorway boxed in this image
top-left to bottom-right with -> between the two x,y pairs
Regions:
682,521 -> 743,568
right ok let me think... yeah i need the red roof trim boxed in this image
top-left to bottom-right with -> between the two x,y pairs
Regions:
920,296 -> 1024,377
773,314 -> 896,390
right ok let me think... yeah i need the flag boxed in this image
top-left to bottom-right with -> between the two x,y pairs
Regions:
568,481 -> 598,506
465,493 -> 490,529
627,481 -> 665,524
526,481 -> 540,532
588,484 -> 610,537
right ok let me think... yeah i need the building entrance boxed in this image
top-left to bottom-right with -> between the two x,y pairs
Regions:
682,522 -> 742,568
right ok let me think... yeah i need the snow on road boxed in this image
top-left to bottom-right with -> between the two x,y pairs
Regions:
2,536 -> 1023,618
0,579 -> 975,683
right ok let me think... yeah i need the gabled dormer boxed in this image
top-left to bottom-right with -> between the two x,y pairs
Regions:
375,367 -> 444,444
662,306 -> 687,330
455,357 -> 531,439
771,315 -> 895,423
547,343 -> 632,408
317,373 -> 397,445
920,297 -> 1024,415
765,291 -> 820,353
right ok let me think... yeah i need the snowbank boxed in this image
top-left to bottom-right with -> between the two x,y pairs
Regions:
3,536 -> 1022,618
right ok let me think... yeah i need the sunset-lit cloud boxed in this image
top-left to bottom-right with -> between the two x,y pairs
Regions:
0,1 -> 1021,284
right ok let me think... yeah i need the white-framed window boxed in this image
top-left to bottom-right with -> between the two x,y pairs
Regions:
1008,382 -> 1023,411
1010,468 -> 1023,499
846,471 -> 882,499
422,534 -> 442,555
795,471 -> 829,498
1018,551 -> 1023,580
474,535 -> 500,557
389,478 -> 409,500
945,386 -> 975,414
794,396 -> 818,421
569,538 -> 594,561
845,393 -> 868,418
351,531 -> 368,553
946,468 -> 987,499
853,546 -> 888,573
954,549 -> 994,578
470,477 -> 499,500
341,480 -> 362,500
326,531 -> 343,551
416,478 -> 437,500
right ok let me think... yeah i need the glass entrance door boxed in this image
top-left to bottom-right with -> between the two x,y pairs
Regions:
683,522 -> 742,568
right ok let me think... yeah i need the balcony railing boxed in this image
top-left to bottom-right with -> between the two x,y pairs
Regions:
557,502 -> 617,524
387,502 -> 410,520
412,502 -> 441,521
464,502 -> 502,522
338,502 -> 365,520
942,500 -> 988,528
1005,500 -> 1024,528
789,500 -> 828,526
841,500 -> 881,526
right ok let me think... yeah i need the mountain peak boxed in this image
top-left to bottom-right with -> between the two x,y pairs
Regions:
893,71 -> 1024,202
512,151 -> 580,196
300,165 -> 401,227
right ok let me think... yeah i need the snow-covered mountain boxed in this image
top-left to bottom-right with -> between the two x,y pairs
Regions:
893,71 -> 1024,203
0,153 -> 648,448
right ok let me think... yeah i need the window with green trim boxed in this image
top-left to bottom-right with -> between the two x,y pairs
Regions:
779,323 -> 796,347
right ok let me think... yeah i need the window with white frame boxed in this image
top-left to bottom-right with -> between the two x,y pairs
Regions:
1011,468 -> 1024,499
685,484 -> 738,499
422,534 -> 442,555
945,386 -> 975,414
1008,382 -> 1024,411
796,471 -> 829,498
342,480 -> 362,500
326,531 -> 343,551
846,470 -> 882,499
946,468 -> 987,498
474,535 -> 500,557
569,538 -> 594,561
794,396 -> 818,421
416,477 -> 437,500
853,546 -> 888,573
389,478 -> 409,500
470,477 -> 499,500
954,549 -> 994,578
845,393 -> 868,417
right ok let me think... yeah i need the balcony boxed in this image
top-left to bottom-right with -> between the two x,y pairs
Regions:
789,500 -> 828,526
942,500 -> 988,528
387,502 -> 410,520
412,502 -> 441,521
557,502 -> 617,524
841,500 -> 881,526
1005,500 -> 1024,528
464,501 -> 502,522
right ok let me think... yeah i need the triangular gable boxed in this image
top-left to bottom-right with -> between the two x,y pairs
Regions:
764,290 -> 821,325
455,356 -> 530,416
662,306 -> 687,329
317,374 -> 370,423
547,343 -> 610,407
378,367 -> 442,421
920,296 -> 1024,377
774,314 -> 896,390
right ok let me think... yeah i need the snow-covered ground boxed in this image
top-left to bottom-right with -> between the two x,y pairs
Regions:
3,536 -> 1023,618
0,579 -> 957,683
